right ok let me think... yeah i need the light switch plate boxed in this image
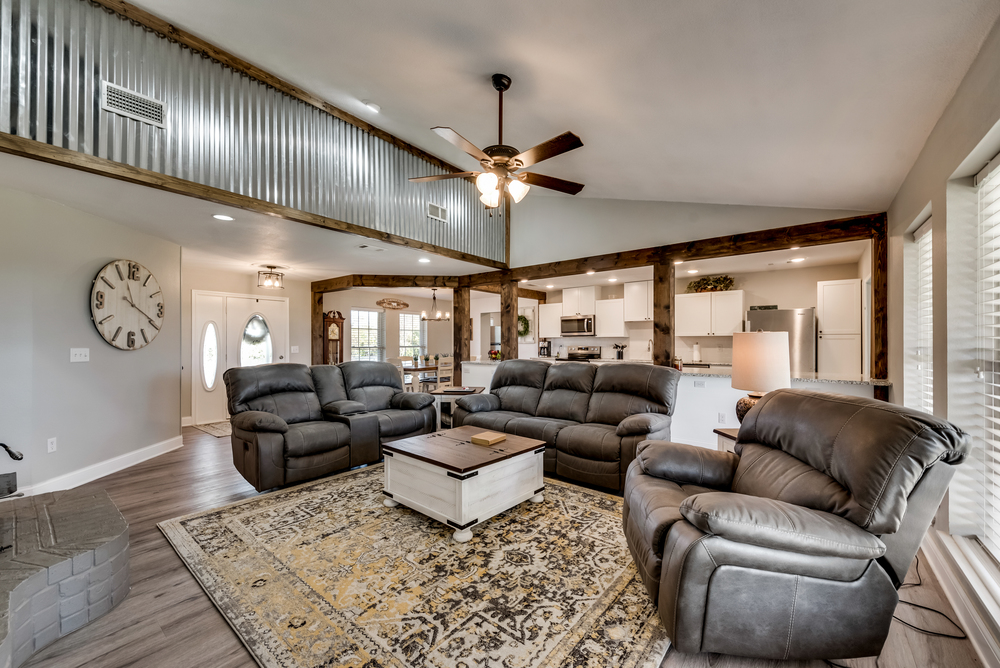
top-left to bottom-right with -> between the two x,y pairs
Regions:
291,346 -> 300,354
70,348 -> 89,363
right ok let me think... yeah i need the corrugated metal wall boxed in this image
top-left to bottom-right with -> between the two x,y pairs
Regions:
0,0 -> 506,263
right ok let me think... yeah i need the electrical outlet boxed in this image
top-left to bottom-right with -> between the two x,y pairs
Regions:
693,380 -> 706,388
291,346 -> 300,354
70,348 -> 89,363
47,438 -> 57,453
718,412 -> 726,424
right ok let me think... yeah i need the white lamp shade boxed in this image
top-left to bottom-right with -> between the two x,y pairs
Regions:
731,332 -> 791,393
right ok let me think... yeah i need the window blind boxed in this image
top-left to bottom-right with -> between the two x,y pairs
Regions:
350,309 -> 385,362
907,221 -> 933,414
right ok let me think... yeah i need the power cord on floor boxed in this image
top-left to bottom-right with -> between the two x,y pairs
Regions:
822,554 -> 966,668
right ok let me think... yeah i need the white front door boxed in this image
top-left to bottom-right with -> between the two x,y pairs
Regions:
192,292 -> 289,425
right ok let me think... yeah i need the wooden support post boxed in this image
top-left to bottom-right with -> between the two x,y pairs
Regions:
453,287 -> 471,386
311,290 -> 325,365
653,262 -> 675,366
500,281 -> 518,362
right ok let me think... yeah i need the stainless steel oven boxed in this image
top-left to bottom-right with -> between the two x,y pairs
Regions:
560,314 -> 595,337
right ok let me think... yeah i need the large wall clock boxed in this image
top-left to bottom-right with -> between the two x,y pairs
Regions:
90,260 -> 164,350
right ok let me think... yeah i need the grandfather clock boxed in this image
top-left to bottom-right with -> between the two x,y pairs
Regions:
323,311 -> 346,365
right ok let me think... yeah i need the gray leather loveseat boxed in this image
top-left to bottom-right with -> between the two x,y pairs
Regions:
453,360 -> 680,491
224,361 -> 434,491
623,389 -> 970,660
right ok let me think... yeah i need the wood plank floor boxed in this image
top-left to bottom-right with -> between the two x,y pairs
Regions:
22,428 -> 981,668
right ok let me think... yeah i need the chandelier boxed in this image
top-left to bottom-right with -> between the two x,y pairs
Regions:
376,297 -> 409,310
421,289 -> 450,322
257,265 -> 284,289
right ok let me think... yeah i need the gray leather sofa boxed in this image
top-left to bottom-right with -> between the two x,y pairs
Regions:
224,361 -> 434,491
623,389 -> 970,660
453,360 -> 679,490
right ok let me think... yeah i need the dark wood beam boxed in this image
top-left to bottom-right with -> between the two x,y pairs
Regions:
91,0 -> 466,179
652,263 -> 675,366
500,281 -> 518,361
0,134 -> 506,270
471,283 -> 548,303
311,291 -> 325,365
452,287 -> 471,386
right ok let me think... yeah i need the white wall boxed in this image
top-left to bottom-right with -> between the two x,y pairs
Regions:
512,196 -> 868,267
323,290 -> 453,361
0,186 -> 181,491
180,264 -> 313,420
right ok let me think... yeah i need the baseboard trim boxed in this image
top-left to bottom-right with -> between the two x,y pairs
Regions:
23,435 -> 184,495
181,416 -> 194,427
922,530 -> 1000,668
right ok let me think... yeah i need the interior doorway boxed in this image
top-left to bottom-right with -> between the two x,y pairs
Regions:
192,291 -> 289,425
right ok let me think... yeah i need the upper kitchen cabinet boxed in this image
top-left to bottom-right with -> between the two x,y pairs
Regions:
539,303 -> 563,339
817,279 -> 861,335
675,290 -> 745,336
562,286 -> 597,317
596,299 -> 626,337
624,280 -> 654,321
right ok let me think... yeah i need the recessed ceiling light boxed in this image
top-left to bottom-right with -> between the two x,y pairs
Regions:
688,269 -> 699,274
608,278 -> 618,282
362,100 -> 380,113
213,214 -> 234,221
586,270 -> 595,275
418,258 -> 431,263
674,260 -> 683,265
790,257 -> 806,263
546,285 -> 554,289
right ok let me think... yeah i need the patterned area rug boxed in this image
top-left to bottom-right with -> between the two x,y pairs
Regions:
159,465 -> 669,668
193,421 -> 232,438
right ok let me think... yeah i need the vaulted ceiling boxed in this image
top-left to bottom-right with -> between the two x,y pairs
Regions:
131,0 -> 1000,212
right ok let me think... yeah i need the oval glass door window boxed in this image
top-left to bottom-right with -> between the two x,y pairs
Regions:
201,322 -> 219,390
240,314 -> 273,367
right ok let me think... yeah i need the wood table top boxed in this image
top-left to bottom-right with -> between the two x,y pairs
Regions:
428,386 -> 484,396
383,425 -> 545,474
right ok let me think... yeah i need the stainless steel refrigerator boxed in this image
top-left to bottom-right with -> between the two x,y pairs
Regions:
745,308 -> 817,374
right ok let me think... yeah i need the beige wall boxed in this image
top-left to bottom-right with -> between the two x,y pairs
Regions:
0,186 -> 181,489
180,263 -> 313,420
322,290 -> 454,362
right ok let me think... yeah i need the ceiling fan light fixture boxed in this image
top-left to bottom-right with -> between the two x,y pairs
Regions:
480,190 -> 500,208
476,172 -> 499,195
507,178 -> 530,203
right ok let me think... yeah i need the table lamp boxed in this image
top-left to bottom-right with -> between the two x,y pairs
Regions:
732,331 -> 791,422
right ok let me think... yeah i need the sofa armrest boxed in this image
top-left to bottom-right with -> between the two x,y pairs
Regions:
680,492 -> 886,560
636,440 -> 738,489
455,393 -> 501,413
390,392 -> 434,410
231,410 -> 288,434
617,412 -> 672,436
322,400 -> 367,417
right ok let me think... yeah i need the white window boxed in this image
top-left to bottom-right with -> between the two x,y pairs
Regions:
905,220 -> 933,414
351,309 -> 385,361
399,312 -> 426,359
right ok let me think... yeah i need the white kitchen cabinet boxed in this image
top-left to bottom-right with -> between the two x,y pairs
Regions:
817,334 -> 861,378
817,279 -> 861,335
538,303 -> 563,339
561,286 -> 597,317
624,281 -> 653,321
675,290 -> 744,336
595,299 -> 626,337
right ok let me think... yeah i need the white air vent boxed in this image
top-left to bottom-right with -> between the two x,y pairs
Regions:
427,203 -> 448,223
356,244 -> 385,252
101,81 -> 165,128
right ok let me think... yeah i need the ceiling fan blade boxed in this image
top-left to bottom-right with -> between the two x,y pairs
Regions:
521,172 -> 585,195
431,127 -> 491,163
409,171 -> 478,183
512,132 -> 583,169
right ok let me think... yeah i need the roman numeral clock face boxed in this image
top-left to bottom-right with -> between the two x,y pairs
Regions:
90,260 -> 164,350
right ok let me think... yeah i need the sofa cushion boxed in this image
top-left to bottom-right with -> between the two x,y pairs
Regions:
283,420 -> 351,458
490,360 -> 550,415
311,365 -> 349,405
506,416 -> 578,447
585,364 -> 680,425
556,423 -> 626,462
224,363 -> 322,424
535,362 -> 596,422
374,409 -> 427,437
460,410 -> 534,433
736,389 -> 971,533
340,361 -> 403,411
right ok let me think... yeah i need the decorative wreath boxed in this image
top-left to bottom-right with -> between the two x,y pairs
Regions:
517,315 -> 531,338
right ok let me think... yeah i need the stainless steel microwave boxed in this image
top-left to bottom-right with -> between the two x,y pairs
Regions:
561,315 -> 595,336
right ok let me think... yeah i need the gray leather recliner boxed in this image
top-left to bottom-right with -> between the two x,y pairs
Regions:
623,389 -> 970,661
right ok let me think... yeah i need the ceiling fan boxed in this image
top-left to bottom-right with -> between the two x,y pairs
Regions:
409,73 -> 585,208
